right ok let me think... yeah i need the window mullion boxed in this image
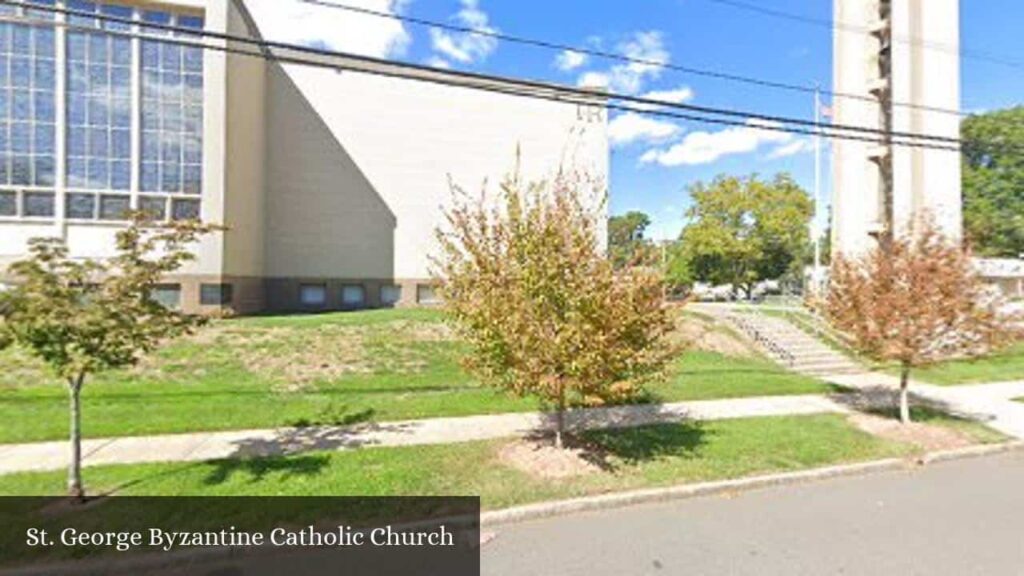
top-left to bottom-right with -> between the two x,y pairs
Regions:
129,7 -> 139,209
53,0 -> 66,233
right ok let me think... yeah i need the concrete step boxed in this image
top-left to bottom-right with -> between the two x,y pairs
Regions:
789,351 -> 853,361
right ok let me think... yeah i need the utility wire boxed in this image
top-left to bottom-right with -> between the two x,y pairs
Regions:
700,0 -> 1024,71
297,0 -> 981,121
2,1 -> 1017,155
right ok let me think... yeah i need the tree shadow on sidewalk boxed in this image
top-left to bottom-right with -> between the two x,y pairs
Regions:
828,386 -> 998,425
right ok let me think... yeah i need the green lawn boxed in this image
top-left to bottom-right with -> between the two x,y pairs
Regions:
0,414 -> 912,507
908,343 -> 1024,386
0,310 -> 836,444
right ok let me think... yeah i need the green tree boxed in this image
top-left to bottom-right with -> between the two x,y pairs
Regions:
0,216 -> 217,498
961,106 -> 1024,257
435,169 -> 673,448
608,211 -> 653,269
662,241 -> 694,297
680,174 -> 813,298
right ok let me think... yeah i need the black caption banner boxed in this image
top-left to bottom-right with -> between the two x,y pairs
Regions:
0,497 -> 480,575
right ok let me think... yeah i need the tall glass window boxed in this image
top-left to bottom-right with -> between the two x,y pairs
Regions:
141,12 -> 202,197
66,2 -> 131,193
0,2 -> 56,217
0,0 -> 203,222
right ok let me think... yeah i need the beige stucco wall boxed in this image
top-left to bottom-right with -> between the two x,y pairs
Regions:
260,61 -> 609,281
219,0 -> 267,280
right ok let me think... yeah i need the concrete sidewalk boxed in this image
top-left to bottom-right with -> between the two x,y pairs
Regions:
2,378 -> 1019,476
824,374 -> 1024,440
0,394 -> 846,475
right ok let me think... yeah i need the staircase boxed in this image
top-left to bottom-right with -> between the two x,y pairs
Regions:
726,313 -> 864,377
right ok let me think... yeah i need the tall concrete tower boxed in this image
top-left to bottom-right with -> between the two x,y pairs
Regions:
831,0 -> 962,256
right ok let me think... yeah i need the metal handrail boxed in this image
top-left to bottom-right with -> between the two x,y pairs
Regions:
728,314 -> 796,367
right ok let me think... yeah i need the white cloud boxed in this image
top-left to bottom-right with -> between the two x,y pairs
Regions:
577,71 -> 611,89
630,86 -> 695,111
640,120 -> 791,167
642,86 -> 694,104
425,56 -> 451,69
429,0 -> 498,66
765,137 -> 815,159
554,49 -> 588,72
245,0 -> 411,58
575,31 -> 669,94
608,112 -> 681,147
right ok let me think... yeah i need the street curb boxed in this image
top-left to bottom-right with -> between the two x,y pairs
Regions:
480,441 -> 1024,527
917,440 -> 1024,465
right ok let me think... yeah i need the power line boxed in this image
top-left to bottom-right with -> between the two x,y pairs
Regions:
700,0 -> 1024,71
1,0 -> 1001,152
297,0 -> 978,120
1,1 -> 1016,156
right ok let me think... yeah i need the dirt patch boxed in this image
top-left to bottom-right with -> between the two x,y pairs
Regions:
140,319 -> 457,390
847,413 -> 976,451
671,314 -> 757,358
498,439 -> 604,479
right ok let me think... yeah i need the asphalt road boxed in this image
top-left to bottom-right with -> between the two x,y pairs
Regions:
482,451 -> 1024,575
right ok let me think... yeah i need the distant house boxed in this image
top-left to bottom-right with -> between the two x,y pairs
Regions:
976,258 -> 1024,300
0,0 -> 608,314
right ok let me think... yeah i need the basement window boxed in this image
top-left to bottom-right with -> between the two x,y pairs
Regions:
380,285 -> 402,306
417,284 -> 440,305
200,283 -> 232,306
341,285 -> 366,308
299,284 -> 327,307
151,284 -> 182,309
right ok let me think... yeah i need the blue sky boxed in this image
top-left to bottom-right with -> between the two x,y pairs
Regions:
254,0 -> 1024,240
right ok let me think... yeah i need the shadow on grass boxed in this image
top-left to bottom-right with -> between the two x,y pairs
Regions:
286,407 -> 376,429
581,421 -> 708,468
202,454 -> 332,486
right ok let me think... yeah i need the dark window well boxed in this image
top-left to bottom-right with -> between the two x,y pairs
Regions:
171,197 -> 200,221
139,195 -> 167,220
200,283 -> 232,306
99,194 -> 129,220
66,192 -> 95,219
0,190 -> 15,215
22,191 -> 53,217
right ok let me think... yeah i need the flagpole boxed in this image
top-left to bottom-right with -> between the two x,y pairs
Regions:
813,85 -> 822,292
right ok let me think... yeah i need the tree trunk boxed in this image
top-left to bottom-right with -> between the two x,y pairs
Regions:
899,365 -> 911,425
554,380 -> 566,449
68,375 -> 85,500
